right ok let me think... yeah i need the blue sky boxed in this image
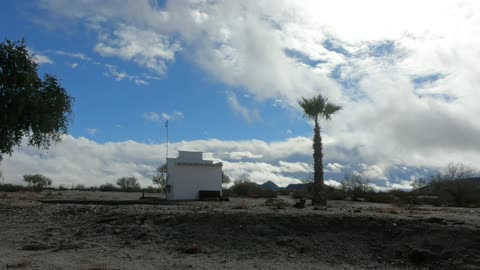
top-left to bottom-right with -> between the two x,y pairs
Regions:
2,0 -> 480,188
1,1 -> 304,144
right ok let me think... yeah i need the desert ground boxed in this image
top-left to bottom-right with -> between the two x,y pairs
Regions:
1,191 -> 479,270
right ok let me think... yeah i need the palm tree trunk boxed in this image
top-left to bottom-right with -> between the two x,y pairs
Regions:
312,118 -> 327,206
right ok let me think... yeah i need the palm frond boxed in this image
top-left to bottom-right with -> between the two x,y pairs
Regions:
298,94 -> 327,120
323,102 -> 342,120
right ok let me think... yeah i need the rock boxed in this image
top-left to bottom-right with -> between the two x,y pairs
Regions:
20,242 -> 49,251
265,198 -> 289,209
408,248 -> 433,265
293,199 -> 306,209
184,244 -> 201,254
5,262 -> 28,269
276,236 -> 293,246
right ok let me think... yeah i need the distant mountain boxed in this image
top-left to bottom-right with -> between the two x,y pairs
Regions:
260,181 -> 279,191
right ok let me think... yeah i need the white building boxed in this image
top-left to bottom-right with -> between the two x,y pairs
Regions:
160,151 -> 223,200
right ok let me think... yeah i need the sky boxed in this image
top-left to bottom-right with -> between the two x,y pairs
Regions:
1,0 -> 480,189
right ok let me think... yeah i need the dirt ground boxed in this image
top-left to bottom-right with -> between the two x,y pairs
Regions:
0,191 -> 479,270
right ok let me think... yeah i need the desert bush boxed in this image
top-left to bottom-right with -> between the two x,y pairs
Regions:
418,163 -> 480,207
277,189 -> 290,196
57,185 -> 68,191
292,191 -> 312,199
222,188 -> 232,197
326,187 -> 347,200
229,180 -> 261,196
370,192 -> 397,204
222,172 -> 231,185
0,183 -> 27,192
249,189 -> 277,198
99,182 -> 118,192
116,176 -> 141,192
342,173 -> 373,201
228,180 -> 277,198
23,174 -> 52,192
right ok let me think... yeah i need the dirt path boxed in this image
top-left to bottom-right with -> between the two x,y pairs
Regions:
1,194 -> 479,269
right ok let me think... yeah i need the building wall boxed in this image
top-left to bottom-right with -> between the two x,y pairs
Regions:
170,164 -> 222,200
177,151 -> 203,163
165,151 -> 222,200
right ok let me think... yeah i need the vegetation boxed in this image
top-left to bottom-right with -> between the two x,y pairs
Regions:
0,39 -> 74,160
152,166 -> 167,193
414,162 -> 479,207
298,93 -> 342,206
116,176 -> 141,192
228,179 -> 276,198
23,174 -> 52,192
99,182 -> 118,192
342,173 -> 373,201
0,183 -> 28,192
222,172 -> 231,185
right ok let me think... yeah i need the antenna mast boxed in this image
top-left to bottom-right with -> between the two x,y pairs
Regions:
165,120 -> 169,162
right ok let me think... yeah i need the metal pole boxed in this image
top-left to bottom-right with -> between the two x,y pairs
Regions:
165,120 -> 169,161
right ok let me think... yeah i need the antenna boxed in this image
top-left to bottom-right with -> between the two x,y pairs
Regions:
165,120 -> 169,162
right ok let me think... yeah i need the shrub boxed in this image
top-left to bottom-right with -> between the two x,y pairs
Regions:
229,180 -> 261,197
228,180 -> 277,198
57,185 -> 68,191
23,174 -> 52,192
99,182 -> 117,192
116,177 -> 141,192
0,183 -> 27,192
249,189 -> 277,198
292,191 -> 312,200
326,187 -> 346,200
342,173 -> 372,201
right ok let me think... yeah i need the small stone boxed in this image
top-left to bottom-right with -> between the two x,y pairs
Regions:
184,244 -> 201,254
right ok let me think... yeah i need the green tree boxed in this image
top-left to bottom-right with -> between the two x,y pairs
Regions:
298,94 -> 342,206
116,176 -> 141,192
23,174 -> 52,192
0,39 -> 74,160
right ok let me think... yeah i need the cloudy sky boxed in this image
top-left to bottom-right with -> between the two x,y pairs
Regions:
1,0 -> 480,189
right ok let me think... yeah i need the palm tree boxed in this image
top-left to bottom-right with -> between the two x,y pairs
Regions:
298,93 -> 342,206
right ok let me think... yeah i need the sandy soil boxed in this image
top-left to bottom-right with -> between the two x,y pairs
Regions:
1,191 -> 479,270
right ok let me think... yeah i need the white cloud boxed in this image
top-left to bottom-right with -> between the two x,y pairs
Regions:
228,151 -> 263,160
104,64 -> 150,86
326,162 -> 345,173
86,128 -> 97,136
71,63 -> 78,69
95,24 -> 181,75
142,112 -> 160,122
31,50 -> 54,65
161,110 -> 184,121
325,179 -> 342,188
38,0 -> 480,181
227,92 -> 260,123
55,50 -> 92,61
0,136 -> 312,188
135,79 -> 149,85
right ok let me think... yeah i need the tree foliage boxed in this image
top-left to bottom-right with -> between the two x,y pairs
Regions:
222,172 -> 231,185
116,176 -> 141,192
0,39 -> 74,159
298,93 -> 342,206
152,168 -> 167,193
422,162 -> 478,206
23,174 -> 52,192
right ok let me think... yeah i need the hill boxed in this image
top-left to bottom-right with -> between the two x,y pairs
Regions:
259,181 -> 279,191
